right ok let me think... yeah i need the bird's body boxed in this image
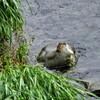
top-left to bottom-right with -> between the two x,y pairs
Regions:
37,42 -> 77,70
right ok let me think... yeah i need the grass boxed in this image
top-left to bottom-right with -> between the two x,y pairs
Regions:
0,43 -> 28,68
0,0 -> 24,47
0,65 -> 98,100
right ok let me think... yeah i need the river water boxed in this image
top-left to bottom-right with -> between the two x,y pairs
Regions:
22,0 -> 100,97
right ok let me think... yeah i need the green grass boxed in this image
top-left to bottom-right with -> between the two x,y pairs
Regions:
0,43 -> 28,67
0,0 -> 23,46
0,65 -> 97,100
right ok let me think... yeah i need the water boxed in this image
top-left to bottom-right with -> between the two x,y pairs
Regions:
22,0 -> 100,97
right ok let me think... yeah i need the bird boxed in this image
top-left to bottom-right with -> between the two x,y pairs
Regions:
37,42 -> 77,71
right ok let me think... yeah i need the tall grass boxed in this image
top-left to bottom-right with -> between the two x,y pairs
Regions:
0,65 -> 97,100
0,43 -> 28,68
0,0 -> 23,46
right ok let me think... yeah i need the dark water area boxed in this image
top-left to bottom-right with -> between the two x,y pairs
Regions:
22,0 -> 100,98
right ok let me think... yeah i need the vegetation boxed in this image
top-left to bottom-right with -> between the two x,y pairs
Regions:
0,0 -> 27,65
0,0 -> 99,100
0,0 -> 23,48
0,43 -> 28,69
0,65 -> 97,100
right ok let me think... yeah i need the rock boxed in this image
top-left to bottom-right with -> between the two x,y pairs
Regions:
37,42 -> 77,70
